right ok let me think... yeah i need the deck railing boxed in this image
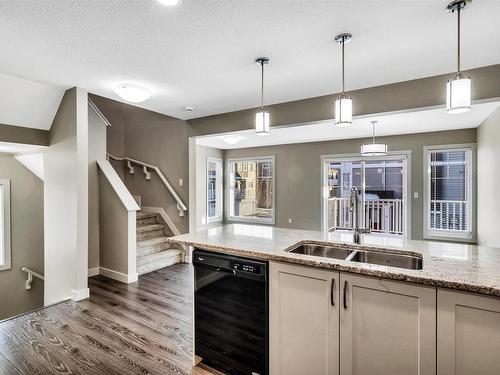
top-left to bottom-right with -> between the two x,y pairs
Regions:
430,199 -> 468,231
329,197 -> 404,235
329,197 -> 468,235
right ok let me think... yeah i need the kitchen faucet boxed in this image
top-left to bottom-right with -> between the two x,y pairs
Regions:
349,187 -> 370,244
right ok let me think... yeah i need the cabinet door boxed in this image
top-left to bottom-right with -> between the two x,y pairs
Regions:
270,262 -> 339,375
437,288 -> 500,375
340,273 -> 436,375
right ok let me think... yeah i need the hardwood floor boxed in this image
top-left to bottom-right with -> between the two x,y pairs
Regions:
0,264 -> 218,375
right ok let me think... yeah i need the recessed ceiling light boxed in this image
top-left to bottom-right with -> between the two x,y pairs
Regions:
114,83 -> 152,103
158,0 -> 179,6
223,136 -> 243,145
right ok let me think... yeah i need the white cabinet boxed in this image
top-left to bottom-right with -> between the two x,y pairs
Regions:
437,288 -> 500,375
269,261 -> 437,375
339,272 -> 436,375
269,262 -> 340,375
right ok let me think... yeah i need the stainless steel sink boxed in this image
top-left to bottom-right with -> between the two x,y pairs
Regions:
287,242 -> 423,270
287,243 -> 353,260
348,250 -> 423,270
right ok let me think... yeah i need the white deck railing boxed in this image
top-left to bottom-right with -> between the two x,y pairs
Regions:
329,197 -> 404,235
430,199 -> 468,231
329,197 -> 468,235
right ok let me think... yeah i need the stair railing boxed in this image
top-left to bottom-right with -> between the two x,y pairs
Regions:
107,153 -> 188,216
21,267 -> 44,290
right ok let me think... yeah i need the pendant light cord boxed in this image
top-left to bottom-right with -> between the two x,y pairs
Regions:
260,60 -> 265,111
341,37 -> 345,94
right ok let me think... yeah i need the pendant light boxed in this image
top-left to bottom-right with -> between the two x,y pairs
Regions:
334,33 -> 353,127
446,0 -> 472,114
361,121 -> 388,156
255,57 -> 270,135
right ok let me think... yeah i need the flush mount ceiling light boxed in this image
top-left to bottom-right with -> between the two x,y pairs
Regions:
255,57 -> 270,135
361,121 -> 388,156
446,0 -> 472,114
334,33 -> 353,127
223,135 -> 243,145
114,83 -> 152,103
158,0 -> 179,6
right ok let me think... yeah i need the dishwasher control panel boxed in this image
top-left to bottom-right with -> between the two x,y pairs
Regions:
232,262 -> 262,275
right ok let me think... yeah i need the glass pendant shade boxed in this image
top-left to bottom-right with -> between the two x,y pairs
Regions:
334,95 -> 352,127
361,143 -> 388,156
446,75 -> 471,114
255,110 -> 270,135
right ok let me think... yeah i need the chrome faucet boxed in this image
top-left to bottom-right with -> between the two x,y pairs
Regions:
349,187 -> 370,244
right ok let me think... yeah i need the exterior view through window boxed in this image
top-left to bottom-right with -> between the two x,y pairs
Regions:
425,146 -> 473,240
207,158 -> 222,223
325,156 -> 407,237
229,158 -> 274,223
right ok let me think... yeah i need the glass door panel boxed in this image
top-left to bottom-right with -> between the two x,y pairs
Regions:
325,156 -> 407,237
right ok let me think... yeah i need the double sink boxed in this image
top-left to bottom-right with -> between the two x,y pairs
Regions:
287,242 -> 423,270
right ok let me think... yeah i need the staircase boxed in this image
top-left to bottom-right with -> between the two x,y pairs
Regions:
136,211 -> 182,275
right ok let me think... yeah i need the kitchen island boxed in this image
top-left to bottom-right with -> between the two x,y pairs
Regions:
169,224 -> 500,296
169,224 -> 500,375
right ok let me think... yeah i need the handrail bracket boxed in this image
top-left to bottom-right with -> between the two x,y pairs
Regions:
22,267 -> 45,290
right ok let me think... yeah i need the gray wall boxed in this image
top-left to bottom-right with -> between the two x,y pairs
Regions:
0,154 -> 44,320
477,107 -> 500,248
0,123 -> 49,146
90,95 -> 193,233
225,128 -> 477,240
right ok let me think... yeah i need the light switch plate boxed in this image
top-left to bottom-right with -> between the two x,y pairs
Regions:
179,178 -> 183,186
413,192 -> 419,199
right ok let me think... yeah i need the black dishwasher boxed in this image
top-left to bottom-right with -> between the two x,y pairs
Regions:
193,249 -> 268,375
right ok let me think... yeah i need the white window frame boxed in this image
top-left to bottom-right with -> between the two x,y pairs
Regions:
0,179 -> 11,271
227,156 -> 275,225
423,144 -> 476,242
321,151 -> 411,238
207,157 -> 223,224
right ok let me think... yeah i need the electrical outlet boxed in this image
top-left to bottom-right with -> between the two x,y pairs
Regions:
288,218 -> 293,224
413,192 -> 419,199
179,178 -> 183,186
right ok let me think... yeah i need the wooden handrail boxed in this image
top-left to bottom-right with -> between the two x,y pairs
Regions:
107,153 -> 187,216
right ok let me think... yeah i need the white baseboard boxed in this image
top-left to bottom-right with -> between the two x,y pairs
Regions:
99,267 -> 138,284
88,267 -> 100,277
71,288 -> 90,301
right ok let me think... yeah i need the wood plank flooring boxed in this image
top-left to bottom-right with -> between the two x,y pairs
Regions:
0,264 -> 218,375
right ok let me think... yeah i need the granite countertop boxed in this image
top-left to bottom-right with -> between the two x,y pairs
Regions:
168,224 -> 500,297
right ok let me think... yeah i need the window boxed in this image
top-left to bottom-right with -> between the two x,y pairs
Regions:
0,179 -> 11,271
228,157 -> 275,224
323,155 -> 409,237
424,145 -> 475,241
207,158 -> 223,223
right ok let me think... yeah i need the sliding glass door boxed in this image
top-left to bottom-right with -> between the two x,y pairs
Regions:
323,155 -> 408,237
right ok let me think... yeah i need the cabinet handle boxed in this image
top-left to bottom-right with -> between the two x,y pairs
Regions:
330,278 -> 335,306
343,280 -> 348,309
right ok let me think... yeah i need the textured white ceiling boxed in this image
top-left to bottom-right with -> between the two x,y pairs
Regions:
0,0 -> 499,125
0,73 -> 64,129
196,102 -> 500,149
